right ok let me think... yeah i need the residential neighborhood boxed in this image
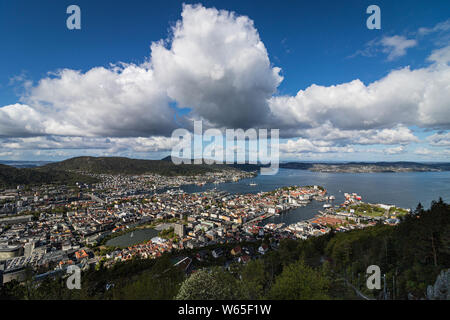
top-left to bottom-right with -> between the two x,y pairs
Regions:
0,170 -> 409,285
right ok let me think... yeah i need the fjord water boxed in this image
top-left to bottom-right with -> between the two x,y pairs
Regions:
180,169 -> 450,225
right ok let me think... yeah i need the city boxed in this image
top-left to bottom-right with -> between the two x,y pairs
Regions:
0,168 -> 410,284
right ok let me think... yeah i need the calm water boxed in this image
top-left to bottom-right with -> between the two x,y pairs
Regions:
105,228 -> 158,248
178,169 -> 450,226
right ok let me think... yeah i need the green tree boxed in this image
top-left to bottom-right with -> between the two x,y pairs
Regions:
176,267 -> 243,300
268,260 -> 330,300
241,259 -> 268,299
112,257 -> 184,300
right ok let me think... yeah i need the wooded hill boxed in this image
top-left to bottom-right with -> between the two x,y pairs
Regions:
41,156 -> 239,175
0,164 -> 97,188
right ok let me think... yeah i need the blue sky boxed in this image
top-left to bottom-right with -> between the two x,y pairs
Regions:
0,0 -> 449,162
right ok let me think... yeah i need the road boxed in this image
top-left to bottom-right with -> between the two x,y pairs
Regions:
86,193 -> 106,204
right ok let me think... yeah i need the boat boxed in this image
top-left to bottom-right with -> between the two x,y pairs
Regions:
323,204 -> 332,208
329,195 -> 335,200
130,232 -> 134,238
249,183 -> 257,186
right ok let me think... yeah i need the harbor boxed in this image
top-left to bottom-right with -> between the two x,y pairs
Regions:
239,186 -> 409,241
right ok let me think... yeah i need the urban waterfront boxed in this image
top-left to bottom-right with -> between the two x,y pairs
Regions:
177,169 -> 450,226
180,169 -> 450,209
92,168 -> 450,247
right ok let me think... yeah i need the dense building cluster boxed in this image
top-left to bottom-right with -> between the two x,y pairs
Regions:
0,170 -> 409,285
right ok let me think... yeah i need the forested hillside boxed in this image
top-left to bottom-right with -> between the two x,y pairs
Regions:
42,156 -> 236,176
0,164 -> 98,188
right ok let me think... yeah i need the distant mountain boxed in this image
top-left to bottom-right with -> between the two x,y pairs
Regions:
0,164 -> 97,188
162,157 -> 450,173
161,155 -> 261,172
280,161 -> 450,173
0,160 -> 53,168
279,162 -> 314,170
41,156 -> 239,176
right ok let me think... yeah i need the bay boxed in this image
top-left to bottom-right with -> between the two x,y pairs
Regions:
177,169 -> 450,226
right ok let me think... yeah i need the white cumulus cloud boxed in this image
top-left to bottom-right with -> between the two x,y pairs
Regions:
269,54 -> 450,133
150,4 -> 282,129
